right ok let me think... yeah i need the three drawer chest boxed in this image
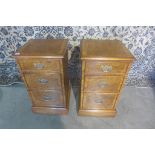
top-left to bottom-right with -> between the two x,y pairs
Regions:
15,39 -> 70,115
79,39 -> 135,117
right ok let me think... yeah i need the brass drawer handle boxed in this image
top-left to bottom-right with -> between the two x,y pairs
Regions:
43,95 -> 55,101
98,81 -> 107,88
95,98 -> 103,104
38,78 -> 48,84
34,63 -> 44,69
101,65 -> 112,72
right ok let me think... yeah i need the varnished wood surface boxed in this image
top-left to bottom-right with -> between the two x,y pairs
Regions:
79,39 -> 135,117
81,39 -> 135,60
32,107 -> 68,115
15,39 -> 70,115
23,73 -> 62,90
84,75 -> 124,93
62,50 -> 70,110
82,93 -> 117,110
85,60 -> 129,75
16,39 -> 68,58
30,90 -> 64,107
78,109 -> 117,117
17,58 -> 60,71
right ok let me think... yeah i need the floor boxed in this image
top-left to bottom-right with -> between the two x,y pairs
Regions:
0,83 -> 155,129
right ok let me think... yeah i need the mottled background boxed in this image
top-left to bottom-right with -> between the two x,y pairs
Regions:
0,26 -> 155,87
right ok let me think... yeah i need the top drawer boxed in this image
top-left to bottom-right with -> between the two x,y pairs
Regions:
85,61 -> 128,75
17,58 -> 60,72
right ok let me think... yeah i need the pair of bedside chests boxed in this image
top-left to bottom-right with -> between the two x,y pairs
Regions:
15,39 -> 135,117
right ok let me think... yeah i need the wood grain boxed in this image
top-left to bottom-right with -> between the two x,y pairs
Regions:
81,39 -> 135,60
17,58 -> 60,71
23,73 -> 62,90
85,60 -> 129,75
29,90 -> 64,107
79,39 -> 135,117
84,75 -> 124,93
16,39 -> 68,58
82,93 -> 117,110
15,39 -> 70,115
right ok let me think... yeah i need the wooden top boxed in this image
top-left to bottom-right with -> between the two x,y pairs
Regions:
81,39 -> 135,61
15,39 -> 68,58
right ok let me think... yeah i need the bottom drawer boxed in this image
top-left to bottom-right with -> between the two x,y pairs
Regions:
82,93 -> 117,110
29,90 -> 64,107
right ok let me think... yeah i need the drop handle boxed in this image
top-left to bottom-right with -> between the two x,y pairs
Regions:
38,78 -> 48,84
101,65 -> 112,72
98,81 -> 107,88
43,95 -> 56,101
95,98 -> 103,104
34,63 -> 44,69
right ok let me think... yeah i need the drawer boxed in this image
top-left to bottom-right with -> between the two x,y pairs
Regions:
82,93 -> 117,110
30,90 -> 64,107
24,73 -> 62,90
18,58 -> 60,71
84,76 -> 124,93
85,61 -> 128,75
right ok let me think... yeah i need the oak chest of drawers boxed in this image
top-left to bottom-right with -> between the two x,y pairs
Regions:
79,39 -> 135,117
15,39 -> 70,115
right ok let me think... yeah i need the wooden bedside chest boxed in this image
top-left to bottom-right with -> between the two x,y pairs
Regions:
79,39 -> 135,117
15,39 -> 70,115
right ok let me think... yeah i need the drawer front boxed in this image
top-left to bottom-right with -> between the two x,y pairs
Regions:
18,58 -> 60,71
82,93 -> 117,110
30,90 -> 64,107
24,73 -> 61,90
85,61 -> 128,75
84,76 -> 124,93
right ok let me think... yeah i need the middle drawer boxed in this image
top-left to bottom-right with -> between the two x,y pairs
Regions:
24,73 -> 62,90
84,76 -> 124,93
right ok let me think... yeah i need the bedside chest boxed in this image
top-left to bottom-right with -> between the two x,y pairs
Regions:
79,39 -> 135,117
15,39 -> 70,115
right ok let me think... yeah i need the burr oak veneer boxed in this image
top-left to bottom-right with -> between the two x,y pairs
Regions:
15,39 -> 70,115
79,39 -> 135,117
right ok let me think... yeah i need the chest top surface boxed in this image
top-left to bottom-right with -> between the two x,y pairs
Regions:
16,39 -> 68,58
81,39 -> 135,61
